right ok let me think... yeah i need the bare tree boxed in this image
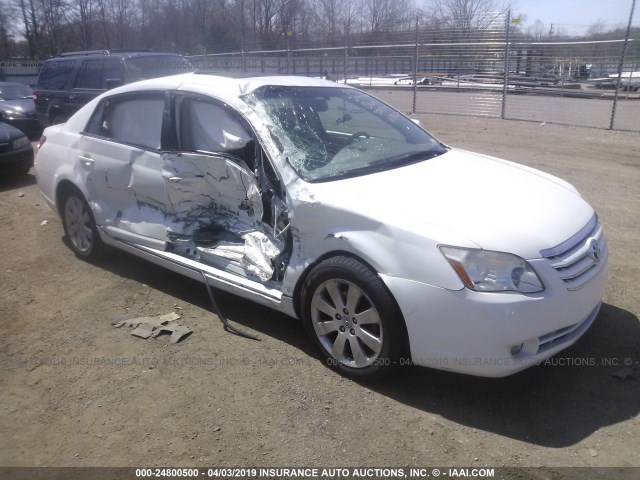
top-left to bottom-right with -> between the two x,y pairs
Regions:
362,0 -> 414,33
15,0 -> 37,58
526,19 -> 547,41
39,0 -> 65,55
0,1 -> 14,58
99,0 -> 136,49
587,19 -> 606,39
342,0 -> 361,35
312,0 -> 342,38
66,0 -> 94,49
429,0 -> 507,31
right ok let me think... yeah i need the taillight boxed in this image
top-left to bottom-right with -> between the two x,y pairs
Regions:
33,90 -> 38,100
36,135 -> 46,152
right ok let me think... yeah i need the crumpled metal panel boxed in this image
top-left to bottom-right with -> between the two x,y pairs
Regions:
163,152 -> 263,226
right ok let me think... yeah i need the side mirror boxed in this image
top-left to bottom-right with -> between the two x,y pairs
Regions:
105,78 -> 124,90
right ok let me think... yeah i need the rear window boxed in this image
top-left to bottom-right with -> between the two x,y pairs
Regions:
37,60 -> 78,90
125,55 -> 194,82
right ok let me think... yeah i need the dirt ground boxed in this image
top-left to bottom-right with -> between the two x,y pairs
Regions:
1,110 -> 639,472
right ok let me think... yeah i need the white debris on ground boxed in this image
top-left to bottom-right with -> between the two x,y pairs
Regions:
112,312 -> 191,343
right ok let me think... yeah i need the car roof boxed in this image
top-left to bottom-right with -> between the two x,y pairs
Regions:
110,72 -> 348,99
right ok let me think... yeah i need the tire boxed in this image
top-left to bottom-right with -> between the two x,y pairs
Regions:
60,187 -> 106,261
301,256 -> 408,379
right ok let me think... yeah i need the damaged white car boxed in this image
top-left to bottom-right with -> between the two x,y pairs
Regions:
35,74 -> 608,378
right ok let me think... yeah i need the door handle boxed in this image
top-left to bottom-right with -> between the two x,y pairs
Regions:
79,155 -> 94,166
168,176 -> 182,183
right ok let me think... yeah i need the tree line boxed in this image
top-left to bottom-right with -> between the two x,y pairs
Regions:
0,0 -> 635,60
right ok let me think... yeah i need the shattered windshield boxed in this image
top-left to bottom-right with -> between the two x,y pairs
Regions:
243,86 -> 446,182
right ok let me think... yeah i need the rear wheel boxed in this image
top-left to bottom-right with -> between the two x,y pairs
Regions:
301,256 -> 408,379
60,188 -> 105,260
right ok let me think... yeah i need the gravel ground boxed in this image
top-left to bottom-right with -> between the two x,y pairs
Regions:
0,110 -> 639,474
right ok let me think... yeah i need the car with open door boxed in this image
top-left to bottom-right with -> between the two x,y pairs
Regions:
34,73 -> 608,379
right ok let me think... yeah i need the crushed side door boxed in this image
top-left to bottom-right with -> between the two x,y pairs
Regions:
160,151 -> 284,282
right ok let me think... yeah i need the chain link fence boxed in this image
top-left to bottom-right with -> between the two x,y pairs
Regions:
187,12 -> 640,132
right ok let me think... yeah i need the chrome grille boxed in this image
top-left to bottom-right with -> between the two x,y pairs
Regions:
541,215 -> 608,290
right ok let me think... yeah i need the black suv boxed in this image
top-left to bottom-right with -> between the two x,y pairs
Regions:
34,50 -> 194,127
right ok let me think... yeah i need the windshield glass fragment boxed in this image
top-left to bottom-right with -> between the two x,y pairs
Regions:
243,86 -> 446,182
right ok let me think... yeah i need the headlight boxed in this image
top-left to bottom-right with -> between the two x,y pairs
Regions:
439,246 -> 544,293
12,136 -> 31,149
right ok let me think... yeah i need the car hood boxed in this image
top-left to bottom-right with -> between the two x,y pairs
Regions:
300,148 -> 594,260
0,121 -> 25,142
0,98 -> 36,115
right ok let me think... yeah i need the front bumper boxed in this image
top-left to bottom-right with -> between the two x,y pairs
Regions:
381,253 -> 608,377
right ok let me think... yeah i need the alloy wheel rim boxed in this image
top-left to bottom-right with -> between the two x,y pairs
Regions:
64,196 -> 93,253
310,279 -> 383,368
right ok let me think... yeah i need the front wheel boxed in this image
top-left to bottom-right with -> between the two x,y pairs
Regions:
60,188 -> 105,261
301,256 -> 408,379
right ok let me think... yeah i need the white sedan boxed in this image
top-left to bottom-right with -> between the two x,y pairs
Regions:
34,74 -> 608,379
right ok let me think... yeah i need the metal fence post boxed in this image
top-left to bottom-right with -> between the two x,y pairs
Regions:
286,34 -> 291,74
610,0 -> 636,130
344,25 -> 348,84
501,10 -> 511,120
413,13 -> 419,114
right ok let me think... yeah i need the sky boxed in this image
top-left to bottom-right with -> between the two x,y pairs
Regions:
512,0 -> 639,33
418,0 -> 639,36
